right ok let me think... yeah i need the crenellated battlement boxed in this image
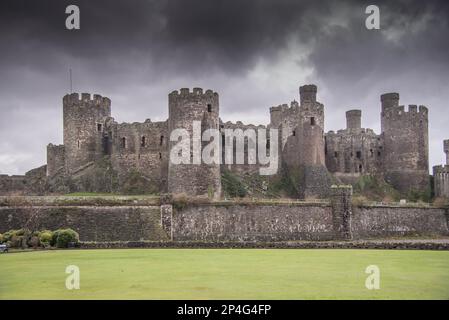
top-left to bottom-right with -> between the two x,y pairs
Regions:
383,104 -> 428,118
63,92 -> 111,108
168,87 -> 218,100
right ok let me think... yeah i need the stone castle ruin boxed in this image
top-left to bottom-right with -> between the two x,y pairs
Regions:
0,84 -> 444,199
433,140 -> 449,198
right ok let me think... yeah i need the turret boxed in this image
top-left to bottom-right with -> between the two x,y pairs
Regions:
444,139 -> 449,165
346,110 -> 361,130
63,93 -> 111,174
299,84 -> 317,105
298,84 -> 325,166
167,88 -> 221,198
281,84 -> 331,198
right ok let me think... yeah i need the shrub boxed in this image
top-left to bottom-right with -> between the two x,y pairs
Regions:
38,230 -> 53,247
53,229 -> 79,248
0,233 -> 3,244
28,236 -> 40,248
2,229 -> 30,248
352,195 -> 370,207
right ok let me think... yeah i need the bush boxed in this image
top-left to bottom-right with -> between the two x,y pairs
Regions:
0,233 -> 3,244
38,230 -> 53,247
2,229 -> 30,248
52,229 -> 79,248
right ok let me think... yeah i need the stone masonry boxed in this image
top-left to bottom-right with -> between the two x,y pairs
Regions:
0,84 -> 434,198
433,139 -> 449,198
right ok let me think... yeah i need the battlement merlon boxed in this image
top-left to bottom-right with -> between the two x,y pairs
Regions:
63,93 -> 111,109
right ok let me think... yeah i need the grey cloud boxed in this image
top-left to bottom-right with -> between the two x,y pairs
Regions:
0,0 -> 448,174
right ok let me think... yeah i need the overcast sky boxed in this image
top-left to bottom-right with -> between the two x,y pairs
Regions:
0,0 -> 448,175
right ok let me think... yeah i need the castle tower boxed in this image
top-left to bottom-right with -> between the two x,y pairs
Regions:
167,88 -> 221,198
63,93 -> 111,174
298,84 -> 325,167
279,84 -> 331,198
346,110 -> 362,131
380,92 -> 429,194
444,139 -> 449,165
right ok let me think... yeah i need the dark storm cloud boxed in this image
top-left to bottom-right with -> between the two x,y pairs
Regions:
0,0 -> 448,174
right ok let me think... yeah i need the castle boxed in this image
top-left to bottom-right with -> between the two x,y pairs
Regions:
0,84 -> 443,199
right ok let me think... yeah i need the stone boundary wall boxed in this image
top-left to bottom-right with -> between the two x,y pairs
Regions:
0,188 -> 448,243
0,206 -> 167,242
78,240 -> 449,250
172,203 -> 335,241
352,206 -> 449,239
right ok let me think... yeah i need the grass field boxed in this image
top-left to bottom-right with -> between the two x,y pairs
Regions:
0,249 -> 448,299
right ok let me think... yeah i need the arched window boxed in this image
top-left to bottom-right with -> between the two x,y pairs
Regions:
141,136 -> 146,147
121,137 -> 126,149
160,135 -> 164,146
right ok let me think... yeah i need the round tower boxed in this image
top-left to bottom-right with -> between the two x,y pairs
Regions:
346,110 -> 362,130
298,84 -> 325,166
63,93 -> 111,174
380,92 -> 429,194
444,139 -> 449,165
167,88 -> 221,198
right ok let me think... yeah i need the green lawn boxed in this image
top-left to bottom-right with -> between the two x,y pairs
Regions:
0,249 -> 448,299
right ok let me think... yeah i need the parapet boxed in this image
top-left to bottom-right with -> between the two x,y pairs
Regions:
433,164 -> 449,174
299,84 -> 317,104
384,104 -> 428,118
269,103 -> 289,113
63,92 -> 111,108
168,87 -> 218,101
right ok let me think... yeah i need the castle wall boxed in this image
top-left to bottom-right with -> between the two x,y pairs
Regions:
110,119 -> 168,192
219,121 -> 266,176
0,206 -> 167,242
0,175 -> 27,195
172,203 -> 335,241
325,128 -> 382,175
1,194 -> 447,242
351,206 -> 448,238
0,166 -> 47,196
46,144 -> 65,178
